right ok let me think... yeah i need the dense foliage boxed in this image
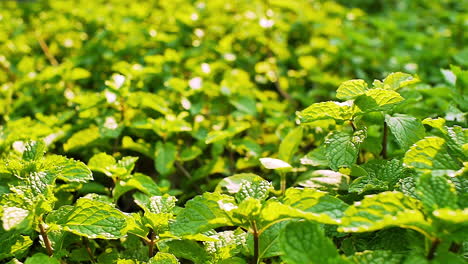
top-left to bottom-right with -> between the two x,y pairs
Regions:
0,0 -> 467,263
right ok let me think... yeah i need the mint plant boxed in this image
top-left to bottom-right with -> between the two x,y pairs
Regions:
0,0 -> 467,263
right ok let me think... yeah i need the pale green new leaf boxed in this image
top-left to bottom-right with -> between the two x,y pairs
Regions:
339,191 -> 433,236
385,114 -> 425,149
381,72 -> 420,90
355,89 -> 404,112
336,79 -> 368,100
2,207 -> 30,231
148,252 -> 180,264
47,198 -> 127,239
259,158 -> 292,170
155,141 -> 177,176
280,221 -> 346,264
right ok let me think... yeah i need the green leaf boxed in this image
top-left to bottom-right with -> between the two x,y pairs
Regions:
22,140 -> 46,161
205,122 -> 250,144
280,221 -> 345,264
46,198 -> 127,239
179,146 -> 202,161
248,221 -> 290,259
338,191 -> 433,236
0,231 -> 33,260
325,130 -> 365,170
122,136 -> 153,158
148,252 -> 180,264
88,153 -> 116,176
350,250 -> 403,264
279,127 -> 303,163
63,126 -> 100,152
113,173 -> 161,201
49,155 -> 93,183
159,239 -> 209,263
155,141 -> 177,176
215,173 -> 266,194
385,114 -> 425,149
336,79 -> 368,100
24,253 -> 60,264
416,174 -> 458,212
205,230 -> 246,261
432,208 -> 468,223
403,136 -> 462,172
355,89 -> 404,112
380,72 -> 420,90
349,159 -> 410,194
170,193 -> 235,236
234,179 -> 271,202
280,188 -> 349,223
297,101 -> 353,123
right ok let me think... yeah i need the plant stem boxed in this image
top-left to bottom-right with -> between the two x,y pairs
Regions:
39,222 -> 53,257
36,34 -> 59,66
252,221 -> 259,264
380,121 -> 388,159
349,120 -> 357,132
82,237 -> 96,263
280,172 -> 286,196
427,238 -> 440,260
449,242 -> 461,253
175,160 -> 191,179
148,229 -> 156,258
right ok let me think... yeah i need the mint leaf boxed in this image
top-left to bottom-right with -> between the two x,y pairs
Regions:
63,126 -> 100,152
381,72 -> 420,90
350,250 -> 403,264
24,253 -> 60,264
355,89 -> 404,112
339,191 -> 433,236
416,174 -> 458,212
155,141 -> 177,176
325,130 -> 365,170
170,192 -> 235,236
215,173 -> 266,194
148,252 -> 180,264
23,140 -> 46,161
47,198 -> 127,239
0,231 -> 33,260
403,136 -> 462,172
385,114 -> 425,149
297,101 -> 353,123
280,221 -> 346,264
278,127 -> 303,163
336,79 -> 368,100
